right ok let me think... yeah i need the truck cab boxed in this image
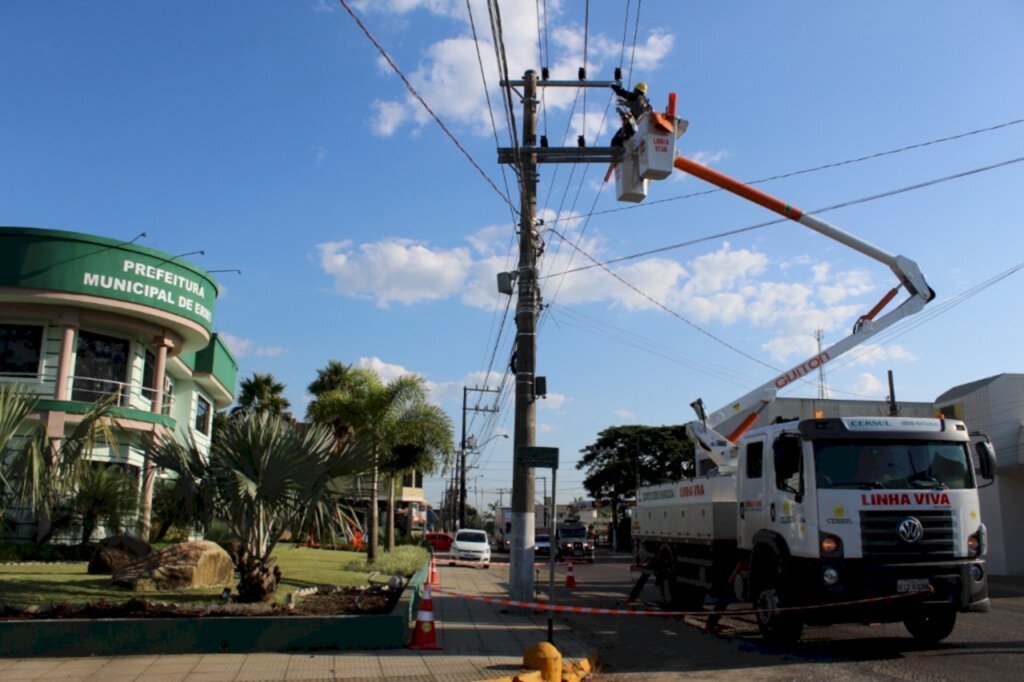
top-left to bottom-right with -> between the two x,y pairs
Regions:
734,416 -> 993,642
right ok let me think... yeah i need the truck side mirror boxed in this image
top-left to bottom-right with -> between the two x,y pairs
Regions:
975,441 -> 997,482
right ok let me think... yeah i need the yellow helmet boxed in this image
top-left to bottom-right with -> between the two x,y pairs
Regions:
634,82 -> 648,94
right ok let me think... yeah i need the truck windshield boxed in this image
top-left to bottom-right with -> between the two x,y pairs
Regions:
559,527 -> 587,539
813,439 -> 973,490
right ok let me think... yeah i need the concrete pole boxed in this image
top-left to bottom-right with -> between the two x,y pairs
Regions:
459,386 -> 468,528
509,69 -> 539,603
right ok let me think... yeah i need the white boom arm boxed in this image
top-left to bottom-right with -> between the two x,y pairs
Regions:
672,155 -> 935,469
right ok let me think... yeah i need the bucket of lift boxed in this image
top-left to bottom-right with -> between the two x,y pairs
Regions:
615,142 -> 648,203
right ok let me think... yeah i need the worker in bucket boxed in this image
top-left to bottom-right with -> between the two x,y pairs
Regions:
610,81 -> 652,147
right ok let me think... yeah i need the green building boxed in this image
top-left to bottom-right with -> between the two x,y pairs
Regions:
0,227 -> 237,541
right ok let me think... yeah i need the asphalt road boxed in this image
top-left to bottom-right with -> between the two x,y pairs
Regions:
542,550 -> 1024,681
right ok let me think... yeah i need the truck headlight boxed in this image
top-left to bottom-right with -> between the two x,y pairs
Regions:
819,531 -> 844,558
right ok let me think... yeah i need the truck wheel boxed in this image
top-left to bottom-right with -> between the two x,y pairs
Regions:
657,549 -> 704,610
904,609 -> 956,645
752,569 -> 803,643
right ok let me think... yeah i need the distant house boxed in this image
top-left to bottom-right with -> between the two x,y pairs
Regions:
936,373 -> 1024,575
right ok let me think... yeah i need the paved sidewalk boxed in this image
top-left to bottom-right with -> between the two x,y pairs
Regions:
0,558 -> 593,682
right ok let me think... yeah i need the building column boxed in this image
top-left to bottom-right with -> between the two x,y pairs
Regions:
52,311 -> 78,401
138,337 -> 171,542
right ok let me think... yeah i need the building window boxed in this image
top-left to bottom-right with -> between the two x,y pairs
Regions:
402,470 -> 424,488
0,323 -> 43,377
195,396 -> 212,435
142,350 -> 156,393
73,330 -> 130,403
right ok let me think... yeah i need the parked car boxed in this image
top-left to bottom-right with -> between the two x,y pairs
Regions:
535,534 -> 551,557
450,529 -> 491,568
424,531 -> 454,553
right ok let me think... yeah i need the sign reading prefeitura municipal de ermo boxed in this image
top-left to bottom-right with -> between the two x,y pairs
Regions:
0,228 -> 218,332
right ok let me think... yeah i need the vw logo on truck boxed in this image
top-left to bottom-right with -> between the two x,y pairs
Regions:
898,517 -> 924,543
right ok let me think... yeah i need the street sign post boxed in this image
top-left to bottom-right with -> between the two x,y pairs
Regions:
516,445 -> 559,642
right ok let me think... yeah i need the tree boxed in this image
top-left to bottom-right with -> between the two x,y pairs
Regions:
151,412 -> 364,601
306,364 -> 375,455
379,401 -> 454,550
306,373 -> 454,562
0,382 -> 119,543
74,464 -> 138,545
576,425 -> 694,547
232,373 -> 291,418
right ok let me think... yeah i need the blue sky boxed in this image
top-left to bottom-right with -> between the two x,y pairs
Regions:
3,1 -> 1022,511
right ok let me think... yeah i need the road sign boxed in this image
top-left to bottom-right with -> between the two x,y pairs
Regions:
516,446 -> 559,469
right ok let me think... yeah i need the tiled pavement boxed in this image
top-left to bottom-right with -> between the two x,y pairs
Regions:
0,559 -> 593,681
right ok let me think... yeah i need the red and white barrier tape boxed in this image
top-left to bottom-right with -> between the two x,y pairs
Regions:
430,586 -> 933,617
441,558 -> 577,568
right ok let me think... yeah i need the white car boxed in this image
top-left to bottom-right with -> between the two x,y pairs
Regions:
450,529 -> 491,568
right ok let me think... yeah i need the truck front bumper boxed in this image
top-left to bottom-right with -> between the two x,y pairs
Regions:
788,557 -> 989,624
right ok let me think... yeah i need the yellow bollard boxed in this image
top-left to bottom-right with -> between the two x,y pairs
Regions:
523,641 -> 562,682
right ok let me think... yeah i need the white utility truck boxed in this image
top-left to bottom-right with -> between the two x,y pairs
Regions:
630,140 -> 997,644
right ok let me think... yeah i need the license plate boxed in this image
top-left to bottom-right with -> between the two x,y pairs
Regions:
897,578 -> 930,593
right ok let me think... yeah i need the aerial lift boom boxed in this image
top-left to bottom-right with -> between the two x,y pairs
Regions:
670,154 -> 936,470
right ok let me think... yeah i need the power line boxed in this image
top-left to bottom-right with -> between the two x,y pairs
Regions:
545,117 -> 1024,225
338,0 -> 514,212
545,155 -> 1024,278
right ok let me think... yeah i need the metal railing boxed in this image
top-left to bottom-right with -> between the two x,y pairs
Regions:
68,376 -> 174,416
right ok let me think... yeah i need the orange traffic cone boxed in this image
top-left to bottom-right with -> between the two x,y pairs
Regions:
565,560 -> 577,589
408,585 -> 443,650
429,553 -> 440,586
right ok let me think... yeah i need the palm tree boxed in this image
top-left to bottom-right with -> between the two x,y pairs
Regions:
305,364 -> 375,453
380,402 -> 454,550
151,412 -> 364,601
0,382 -> 119,543
74,464 -> 138,545
306,373 -> 454,563
232,373 -> 291,418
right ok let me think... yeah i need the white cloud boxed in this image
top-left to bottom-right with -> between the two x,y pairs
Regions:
614,409 -> 636,421
846,344 -> 917,366
317,239 -> 471,307
219,333 -> 283,359
852,372 -> 886,397
219,333 -> 252,358
817,268 -> 874,305
539,392 -> 568,410
311,0 -> 336,12
370,100 -> 409,137
538,423 -> 556,433
362,0 -> 674,138
312,145 -> 328,162
357,356 -> 420,384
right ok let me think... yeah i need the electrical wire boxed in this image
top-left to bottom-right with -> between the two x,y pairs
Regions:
544,155 -> 1024,278
337,0 -> 514,212
545,117 -> 1024,225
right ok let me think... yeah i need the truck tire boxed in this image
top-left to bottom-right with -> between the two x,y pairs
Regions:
657,547 -> 704,610
751,556 -> 803,643
904,609 -> 956,645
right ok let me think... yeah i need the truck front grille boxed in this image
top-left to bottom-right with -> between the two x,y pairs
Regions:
859,509 -> 955,559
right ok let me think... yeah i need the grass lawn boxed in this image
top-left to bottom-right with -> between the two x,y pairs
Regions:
0,544 -> 426,608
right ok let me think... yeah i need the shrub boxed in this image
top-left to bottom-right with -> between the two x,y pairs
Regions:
338,545 -> 427,577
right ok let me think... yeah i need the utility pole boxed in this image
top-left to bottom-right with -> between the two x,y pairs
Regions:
459,386 -> 500,529
510,69 -> 540,603
498,70 -> 620,602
